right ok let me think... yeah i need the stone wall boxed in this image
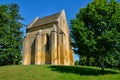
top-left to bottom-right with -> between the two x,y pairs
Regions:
23,10 -> 74,65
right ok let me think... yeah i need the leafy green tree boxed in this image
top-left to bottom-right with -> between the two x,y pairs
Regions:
74,60 -> 79,65
0,3 -> 24,65
71,0 -> 120,71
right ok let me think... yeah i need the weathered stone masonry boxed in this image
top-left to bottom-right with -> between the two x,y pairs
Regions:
22,10 -> 74,65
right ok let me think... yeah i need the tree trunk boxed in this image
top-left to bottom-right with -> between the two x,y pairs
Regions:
100,53 -> 105,73
86,56 -> 90,66
101,60 -> 105,73
101,46 -> 105,73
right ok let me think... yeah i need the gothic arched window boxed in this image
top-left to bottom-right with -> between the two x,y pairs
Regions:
46,34 -> 49,52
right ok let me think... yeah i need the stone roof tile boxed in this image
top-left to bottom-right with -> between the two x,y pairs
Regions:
27,13 -> 60,29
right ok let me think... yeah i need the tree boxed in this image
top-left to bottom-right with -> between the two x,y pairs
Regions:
74,60 -> 79,65
71,0 -> 120,71
0,3 -> 24,65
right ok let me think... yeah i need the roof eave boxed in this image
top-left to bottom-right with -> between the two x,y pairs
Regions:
27,17 -> 39,29
27,20 -> 58,29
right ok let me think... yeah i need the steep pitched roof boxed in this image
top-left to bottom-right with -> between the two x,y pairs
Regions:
27,13 -> 60,29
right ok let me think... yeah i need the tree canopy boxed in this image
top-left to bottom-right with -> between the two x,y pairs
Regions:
71,0 -> 120,70
0,3 -> 24,65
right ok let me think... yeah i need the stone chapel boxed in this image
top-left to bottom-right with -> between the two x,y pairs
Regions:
22,10 -> 74,65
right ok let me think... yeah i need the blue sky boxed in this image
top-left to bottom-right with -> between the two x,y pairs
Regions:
0,0 -> 92,25
0,0 -> 94,61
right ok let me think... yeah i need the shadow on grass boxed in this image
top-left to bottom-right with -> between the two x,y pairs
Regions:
49,65 -> 120,76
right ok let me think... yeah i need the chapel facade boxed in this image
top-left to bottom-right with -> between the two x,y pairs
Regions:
22,10 -> 74,65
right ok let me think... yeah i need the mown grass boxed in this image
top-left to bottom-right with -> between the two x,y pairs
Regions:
0,65 -> 120,80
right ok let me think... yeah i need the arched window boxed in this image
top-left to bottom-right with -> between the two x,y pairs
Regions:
46,34 -> 49,52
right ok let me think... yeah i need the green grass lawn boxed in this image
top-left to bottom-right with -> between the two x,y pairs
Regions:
0,65 -> 120,80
